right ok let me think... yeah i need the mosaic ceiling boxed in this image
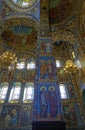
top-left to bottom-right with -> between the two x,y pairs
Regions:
11,0 -> 37,8
1,25 -> 37,52
4,0 -> 39,13
49,0 -> 78,24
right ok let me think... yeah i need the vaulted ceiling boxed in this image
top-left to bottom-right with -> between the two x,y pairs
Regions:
0,0 -> 84,53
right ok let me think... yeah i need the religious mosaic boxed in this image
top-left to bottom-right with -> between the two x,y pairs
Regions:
36,83 -> 61,121
1,25 -> 37,52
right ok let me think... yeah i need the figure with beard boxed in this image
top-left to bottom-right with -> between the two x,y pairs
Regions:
48,86 -> 58,118
40,86 -> 48,118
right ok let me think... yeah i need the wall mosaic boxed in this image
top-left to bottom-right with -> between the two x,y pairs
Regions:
0,0 -> 85,129
36,82 -> 61,121
0,104 -> 33,129
51,30 -> 77,45
39,39 -> 52,54
20,104 -> 33,128
0,105 -> 21,129
38,56 -> 55,80
63,104 -> 78,126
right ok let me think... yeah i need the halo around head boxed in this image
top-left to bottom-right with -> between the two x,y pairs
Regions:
40,86 -> 46,91
49,86 -> 55,91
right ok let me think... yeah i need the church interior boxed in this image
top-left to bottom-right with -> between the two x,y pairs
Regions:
0,0 -> 85,130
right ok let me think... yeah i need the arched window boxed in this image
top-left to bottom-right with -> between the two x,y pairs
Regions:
23,82 -> 34,103
16,62 -> 25,70
0,82 -> 9,103
27,61 -> 36,70
59,84 -> 68,99
74,59 -> 81,68
56,60 -> 62,67
9,82 -> 21,103
16,60 -> 36,70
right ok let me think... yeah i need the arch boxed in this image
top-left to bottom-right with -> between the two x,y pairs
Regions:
0,82 -> 9,103
4,0 -> 39,13
51,30 -> 77,45
23,82 -> 34,103
8,82 -> 21,103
